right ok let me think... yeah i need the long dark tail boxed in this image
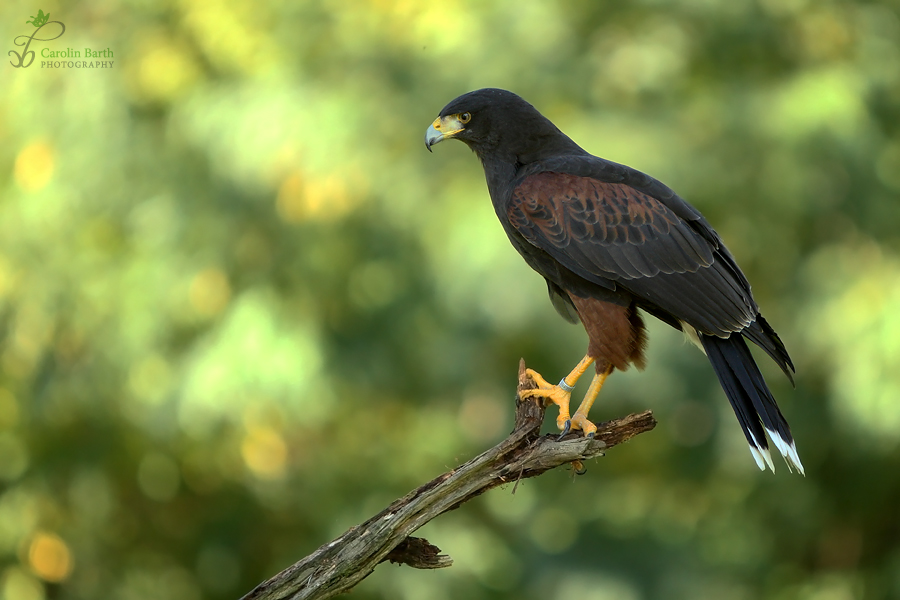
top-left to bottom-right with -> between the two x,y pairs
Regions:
700,331 -> 804,474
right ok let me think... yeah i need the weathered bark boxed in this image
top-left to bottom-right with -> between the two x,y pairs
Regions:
240,360 -> 656,600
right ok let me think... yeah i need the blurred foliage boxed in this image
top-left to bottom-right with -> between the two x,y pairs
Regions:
2,0 -> 900,599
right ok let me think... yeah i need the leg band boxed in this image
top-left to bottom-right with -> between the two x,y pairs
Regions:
558,378 -> 575,393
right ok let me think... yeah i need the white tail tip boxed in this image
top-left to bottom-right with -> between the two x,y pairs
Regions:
766,428 -> 806,476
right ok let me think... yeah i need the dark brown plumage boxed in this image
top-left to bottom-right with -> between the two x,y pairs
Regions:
425,88 -> 803,473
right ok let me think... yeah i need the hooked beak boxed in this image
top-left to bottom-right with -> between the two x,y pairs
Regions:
425,114 -> 465,152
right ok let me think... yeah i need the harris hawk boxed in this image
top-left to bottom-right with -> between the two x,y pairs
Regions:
425,88 -> 803,474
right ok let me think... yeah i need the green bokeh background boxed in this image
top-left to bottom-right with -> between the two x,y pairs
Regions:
2,0 -> 900,598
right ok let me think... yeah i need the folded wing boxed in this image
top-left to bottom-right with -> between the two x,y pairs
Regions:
508,171 -> 758,338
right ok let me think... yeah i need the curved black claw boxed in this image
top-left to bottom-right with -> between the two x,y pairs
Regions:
556,419 -> 572,441
587,431 -> 596,439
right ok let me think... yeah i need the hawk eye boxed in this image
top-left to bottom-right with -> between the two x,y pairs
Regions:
458,112 -> 471,124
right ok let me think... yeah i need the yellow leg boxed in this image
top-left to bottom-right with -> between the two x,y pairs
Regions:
569,367 -> 612,437
520,355 -> 594,431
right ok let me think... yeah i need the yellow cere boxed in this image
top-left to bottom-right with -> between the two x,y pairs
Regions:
435,114 -> 465,136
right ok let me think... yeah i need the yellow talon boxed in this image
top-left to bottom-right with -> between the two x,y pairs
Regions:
569,412 -> 598,436
520,368 -> 573,429
520,356 -> 613,438
565,367 -> 611,436
520,356 -> 597,433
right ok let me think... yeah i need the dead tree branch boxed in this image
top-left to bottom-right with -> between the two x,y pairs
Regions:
240,360 -> 656,600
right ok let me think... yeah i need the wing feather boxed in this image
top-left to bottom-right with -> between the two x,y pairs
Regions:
509,171 -> 757,336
